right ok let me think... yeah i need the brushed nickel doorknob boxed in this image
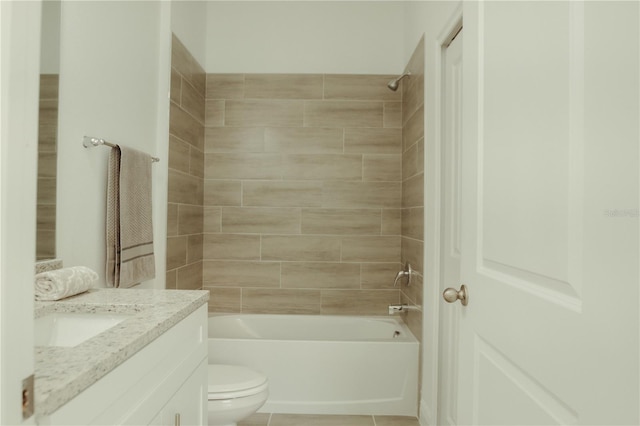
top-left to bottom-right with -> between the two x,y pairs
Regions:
443,284 -> 468,306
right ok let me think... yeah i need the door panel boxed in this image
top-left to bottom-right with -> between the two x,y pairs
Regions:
458,1 -> 639,424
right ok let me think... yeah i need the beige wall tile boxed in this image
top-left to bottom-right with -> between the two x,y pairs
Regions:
400,292 -> 423,345
304,101 -> 383,128
207,287 -> 241,313
170,68 -> 181,104
176,261 -> 203,290
205,127 -> 264,153
241,289 -> 321,315
264,127 -> 343,154
172,34 -> 205,94
244,74 -> 323,99
178,204 -> 203,235
301,208 -> 381,235
322,181 -> 401,209
206,74 -> 244,99
402,173 -> 423,208
222,207 -> 301,234
167,203 -> 178,237
401,237 -> 424,273
38,100 -> 58,152
37,152 -> 56,179
166,236 -> 187,270
381,209 -> 401,235
204,207 -> 221,233
205,153 -> 281,180
37,178 -> 56,205
204,180 -> 242,206
344,128 -> 402,154
341,236 -> 401,262
225,100 -> 303,127
401,270 -> 423,308
383,102 -> 402,129
39,74 -> 59,100
205,100 -> 225,127
323,75 -> 401,101
262,236 -> 341,261
36,230 -> 55,260
190,147 -> 204,178
243,181 -> 322,207
281,154 -> 362,180
363,155 -> 401,182
203,261 -> 280,287
361,263 -> 403,289
401,207 -> 423,241
181,78 -> 205,124
168,169 -> 203,205
36,204 -> 56,230
170,102 -> 204,150
168,135 -> 190,174
402,105 -> 424,152
187,234 -> 203,263
281,262 -> 360,289
203,234 -> 261,260
165,269 -> 177,289
402,139 -> 420,180
321,289 -> 400,315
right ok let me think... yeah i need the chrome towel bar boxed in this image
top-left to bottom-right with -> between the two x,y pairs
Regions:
82,136 -> 160,163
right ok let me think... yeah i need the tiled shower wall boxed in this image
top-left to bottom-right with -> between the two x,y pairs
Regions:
166,35 -> 205,290
400,37 -> 425,342
203,74 -> 405,315
37,74 -> 59,260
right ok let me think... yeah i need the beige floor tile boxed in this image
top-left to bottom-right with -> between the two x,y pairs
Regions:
269,413 -> 374,426
238,412 -> 271,425
373,415 -> 420,426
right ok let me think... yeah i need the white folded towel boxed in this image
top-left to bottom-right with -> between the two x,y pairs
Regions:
35,266 -> 98,301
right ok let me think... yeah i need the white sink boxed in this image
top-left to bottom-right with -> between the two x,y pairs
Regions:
35,313 -> 129,347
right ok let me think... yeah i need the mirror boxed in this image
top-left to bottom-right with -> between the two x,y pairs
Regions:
36,0 -> 61,260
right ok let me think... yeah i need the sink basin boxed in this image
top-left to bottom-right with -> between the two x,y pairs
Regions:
35,313 -> 129,347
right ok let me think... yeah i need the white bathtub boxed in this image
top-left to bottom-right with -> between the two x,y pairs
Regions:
207,314 -> 419,416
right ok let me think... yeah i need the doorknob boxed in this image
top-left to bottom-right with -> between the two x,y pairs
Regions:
443,284 -> 468,306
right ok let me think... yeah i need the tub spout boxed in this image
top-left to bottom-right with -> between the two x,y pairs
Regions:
388,304 -> 408,315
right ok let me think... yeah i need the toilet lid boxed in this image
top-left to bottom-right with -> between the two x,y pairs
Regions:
208,364 -> 268,400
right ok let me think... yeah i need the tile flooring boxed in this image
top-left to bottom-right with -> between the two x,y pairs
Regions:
239,413 -> 420,426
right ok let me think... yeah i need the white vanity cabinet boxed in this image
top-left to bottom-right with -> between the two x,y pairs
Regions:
37,304 -> 208,426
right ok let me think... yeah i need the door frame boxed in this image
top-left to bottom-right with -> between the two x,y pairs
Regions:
420,5 -> 462,426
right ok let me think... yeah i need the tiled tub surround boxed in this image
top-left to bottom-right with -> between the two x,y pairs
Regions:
34,289 -> 208,416
37,74 -> 59,260
166,34 -> 206,291
204,73 -> 405,315
399,37 -> 425,345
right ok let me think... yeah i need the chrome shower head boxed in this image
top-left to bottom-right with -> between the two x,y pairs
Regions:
387,72 -> 411,91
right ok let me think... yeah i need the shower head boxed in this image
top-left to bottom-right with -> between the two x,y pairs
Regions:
387,72 -> 411,91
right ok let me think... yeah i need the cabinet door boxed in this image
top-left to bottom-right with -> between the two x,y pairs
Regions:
161,360 -> 207,426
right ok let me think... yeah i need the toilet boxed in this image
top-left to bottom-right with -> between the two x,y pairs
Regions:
207,364 -> 269,426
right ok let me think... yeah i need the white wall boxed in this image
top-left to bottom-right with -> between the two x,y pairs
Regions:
401,2 -> 462,425
56,1 -> 170,289
40,0 -> 60,73
171,1 -> 207,67
205,1 -> 405,74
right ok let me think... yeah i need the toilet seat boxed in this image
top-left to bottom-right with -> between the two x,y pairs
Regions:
208,364 -> 268,400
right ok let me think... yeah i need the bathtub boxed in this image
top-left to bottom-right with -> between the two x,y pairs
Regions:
208,314 -> 419,416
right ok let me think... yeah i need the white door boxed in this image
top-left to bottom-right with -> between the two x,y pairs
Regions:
0,1 -> 41,425
455,1 -> 639,424
438,27 -> 463,426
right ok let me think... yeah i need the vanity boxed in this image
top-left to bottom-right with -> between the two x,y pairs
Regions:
34,289 -> 209,425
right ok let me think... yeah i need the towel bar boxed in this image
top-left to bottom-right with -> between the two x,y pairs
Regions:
83,136 -> 160,163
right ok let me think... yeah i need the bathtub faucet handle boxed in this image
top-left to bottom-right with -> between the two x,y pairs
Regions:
393,262 -> 413,287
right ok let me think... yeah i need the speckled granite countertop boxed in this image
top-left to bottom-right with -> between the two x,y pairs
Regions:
34,289 -> 209,416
